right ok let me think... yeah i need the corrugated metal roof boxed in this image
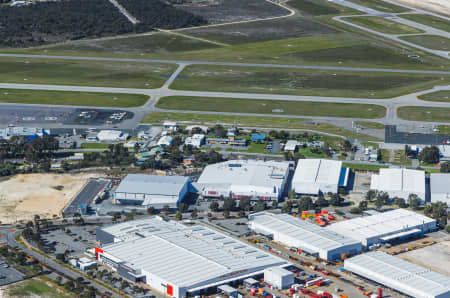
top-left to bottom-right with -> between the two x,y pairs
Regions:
327,209 -> 435,242
430,173 -> 450,194
370,168 -> 425,195
292,159 -> 343,194
101,217 -> 289,288
344,251 -> 450,298
250,212 -> 360,251
115,174 -> 189,197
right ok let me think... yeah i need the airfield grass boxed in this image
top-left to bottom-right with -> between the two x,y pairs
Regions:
355,121 -> 385,129
397,106 -> 450,122
81,143 -> 111,149
287,0 -> 339,15
399,14 -> 450,33
156,96 -> 386,119
0,88 -> 149,107
8,278 -> 74,298
399,35 -> 450,51
171,65 -> 449,99
343,162 -> 388,171
143,112 -> 381,141
341,0 -> 408,13
418,90 -> 450,102
0,57 -> 175,88
438,125 -> 450,134
345,16 -> 424,34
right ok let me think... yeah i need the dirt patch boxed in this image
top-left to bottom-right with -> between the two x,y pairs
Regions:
390,0 -> 450,17
0,173 -> 99,224
397,240 -> 450,276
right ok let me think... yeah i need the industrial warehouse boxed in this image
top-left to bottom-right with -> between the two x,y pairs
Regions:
430,173 -> 450,204
344,251 -> 450,298
95,217 -> 291,297
370,168 -> 426,201
113,174 -> 191,208
327,209 -> 436,248
291,159 -> 349,195
248,212 -> 362,261
197,160 -> 291,201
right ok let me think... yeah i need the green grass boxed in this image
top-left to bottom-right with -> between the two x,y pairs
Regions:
0,57 -> 175,88
288,0 -> 340,15
171,65 -> 449,99
81,143 -> 111,149
345,16 -> 425,34
399,14 -> 450,33
44,32 -> 220,54
379,149 -> 390,163
8,278 -> 74,298
356,121 -> 385,129
143,112 -> 381,141
399,35 -> 450,51
342,162 -> 388,171
247,142 -> 269,153
298,147 -> 326,158
437,125 -> 450,134
393,149 -> 411,166
156,96 -> 386,119
0,88 -> 149,107
418,90 -> 450,102
361,141 -> 379,148
397,106 -> 450,122
341,0 -> 409,13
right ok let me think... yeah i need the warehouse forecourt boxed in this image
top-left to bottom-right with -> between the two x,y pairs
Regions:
327,209 -> 436,248
113,174 -> 191,208
344,251 -> 450,298
248,212 -> 362,260
291,159 -> 349,195
95,217 -> 291,297
197,160 -> 291,201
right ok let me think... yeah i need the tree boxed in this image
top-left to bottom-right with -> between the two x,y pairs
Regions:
365,190 -> 377,202
223,209 -> 230,218
56,276 -> 62,285
298,197 -> 314,212
408,194 -> 420,210
238,197 -> 251,212
272,201 -> 279,209
223,198 -> 235,212
288,189 -> 296,200
358,200 -> 368,211
329,194 -> 342,206
441,162 -> 450,173
209,201 -> 219,212
350,207 -> 362,214
445,225 -> 450,233
254,201 -> 266,212
316,197 -> 329,208
341,140 -> 352,152
178,203 -> 185,213
375,191 -> 389,209
418,146 -> 440,164
147,207 -> 155,215
281,202 -> 291,213
162,205 -> 170,216
190,208 -> 198,219
394,197 -> 407,208
175,211 -> 182,221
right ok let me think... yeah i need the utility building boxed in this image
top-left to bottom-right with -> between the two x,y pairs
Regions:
197,160 -> 291,202
292,159 -> 349,195
95,217 -> 290,298
113,174 -> 190,208
327,209 -> 436,248
344,251 -> 450,298
370,168 -> 426,201
248,212 -> 362,260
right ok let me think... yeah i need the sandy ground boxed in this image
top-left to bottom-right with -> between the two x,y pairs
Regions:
0,173 -> 99,224
390,0 -> 450,17
397,240 -> 450,276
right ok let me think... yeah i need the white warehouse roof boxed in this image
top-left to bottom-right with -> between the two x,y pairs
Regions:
430,173 -> 450,204
327,209 -> 436,247
115,174 -> 189,197
248,212 -> 361,260
99,217 -> 290,295
197,160 -> 291,200
97,130 -> 127,141
370,168 -> 425,200
344,251 -> 450,298
292,159 -> 347,195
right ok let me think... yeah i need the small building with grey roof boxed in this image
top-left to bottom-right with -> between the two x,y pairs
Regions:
113,174 -> 190,208
248,212 -> 362,261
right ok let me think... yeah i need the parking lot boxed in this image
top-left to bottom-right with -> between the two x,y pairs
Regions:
62,179 -> 110,217
41,225 -> 97,257
0,260 -> 26,286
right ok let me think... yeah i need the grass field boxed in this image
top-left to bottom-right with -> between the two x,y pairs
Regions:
418,90 -> 450,102
342,0 -> 408,13
399,14 -> 450,33
182,16 -> 337,45
438,125 -> 450,134
81,142 -> 111,149
43,32 -> 220,55
345,16 -> 424,34
156,96 -> 386,118
0,88 -> 149,107
171,65 -> 448,99
7,278 -> 74,298
397,106 -> 450,122
355,121 -> 385,129
399,35 -> 450,51
143,112 -> 381,141
0,57 -> 175,88
343,162 -> 388,171
287,0 -> 339,15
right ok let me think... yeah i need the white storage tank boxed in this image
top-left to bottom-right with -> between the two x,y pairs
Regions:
264,267 -> 294,289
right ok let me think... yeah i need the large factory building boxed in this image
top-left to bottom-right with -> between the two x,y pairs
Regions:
248,212 -> 362,261
95,217 -> 291,297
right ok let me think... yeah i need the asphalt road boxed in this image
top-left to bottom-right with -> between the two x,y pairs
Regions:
62,179 -> 109,217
